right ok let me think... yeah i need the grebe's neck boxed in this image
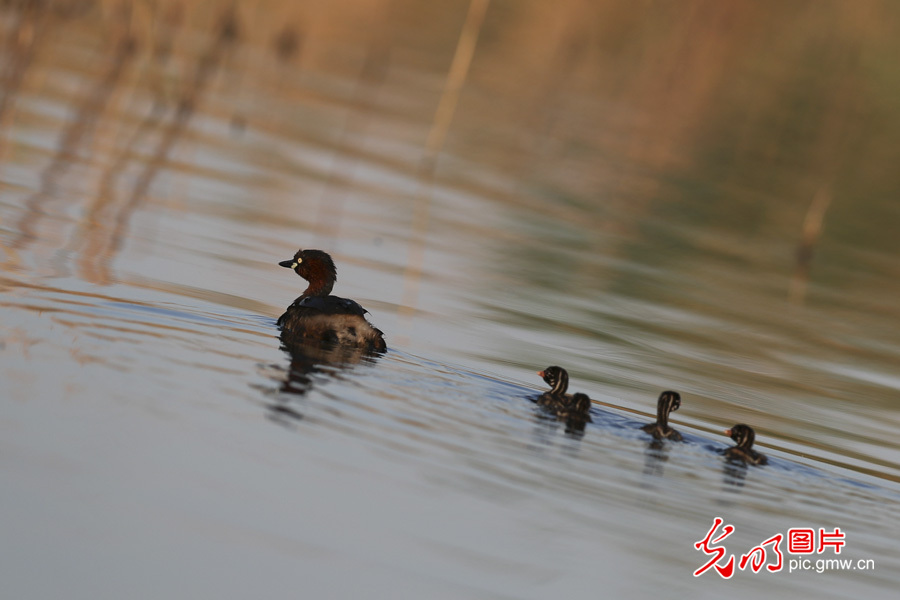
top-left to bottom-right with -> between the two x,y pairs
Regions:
301,259 -> 336,297
551,369 -> 569,395
656,391 -> 680,426
737,428 -> 755,449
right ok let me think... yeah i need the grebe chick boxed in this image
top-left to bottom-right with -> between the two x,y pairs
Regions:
556,392 -> 593,423
535,367 -> 592,422
537,366 -> 570,406
640,390 -> 683,441
724,424 -> 767,466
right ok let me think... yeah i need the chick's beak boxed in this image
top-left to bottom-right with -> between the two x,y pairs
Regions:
724,429 -> 732,436
537,370 -> 545,378
279,260 -> 296,269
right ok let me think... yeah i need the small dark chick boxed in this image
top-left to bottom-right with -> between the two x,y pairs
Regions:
641,391 -> 683,441
724,424 -> 768,466
536,366 -> 592,423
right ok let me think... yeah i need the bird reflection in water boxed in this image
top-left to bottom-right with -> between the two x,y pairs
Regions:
264,336 -> 384,426
532,401 -> 592,441
642,438 -> 672,478
529,409 -> 589,455
722,459 -> 750,489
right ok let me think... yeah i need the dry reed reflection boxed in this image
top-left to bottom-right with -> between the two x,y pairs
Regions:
791,187 -> 832,305
11,4 -> 134,251
312,0 -> 391,247
103,9 -> 238,265
397,0 -> 489,341
3,0 -> 898,296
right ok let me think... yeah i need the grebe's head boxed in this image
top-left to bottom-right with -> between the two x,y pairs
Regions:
279,249 -> 337,296
571,392 -> 592,414
537,366 -> 568,394
658,390 -> 681,415
725,424 -> 756,448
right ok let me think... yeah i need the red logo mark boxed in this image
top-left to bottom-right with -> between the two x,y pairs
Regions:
739,534 -> 784,573
818,528 -> 846,554
695,521 -> 852,577
787,528 -> 815,554
693,517 -> 736,578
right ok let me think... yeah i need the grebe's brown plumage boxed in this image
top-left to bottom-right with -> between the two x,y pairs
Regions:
277,249 -> 386,353
724,424 -> 767,465
641,391 -> 683,441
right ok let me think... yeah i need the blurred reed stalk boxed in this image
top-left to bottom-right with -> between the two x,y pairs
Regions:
12,2 -> 137,253
790,187 -> 832,305
398,0 -> 490,334
313,0 -> 392,247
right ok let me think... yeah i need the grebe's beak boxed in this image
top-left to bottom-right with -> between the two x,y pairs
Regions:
724,429 -> 732,436
279,260 -> 297,269
537,370 -> 545,378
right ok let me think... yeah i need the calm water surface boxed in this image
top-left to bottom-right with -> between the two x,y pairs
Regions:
2,2 -> 900,598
